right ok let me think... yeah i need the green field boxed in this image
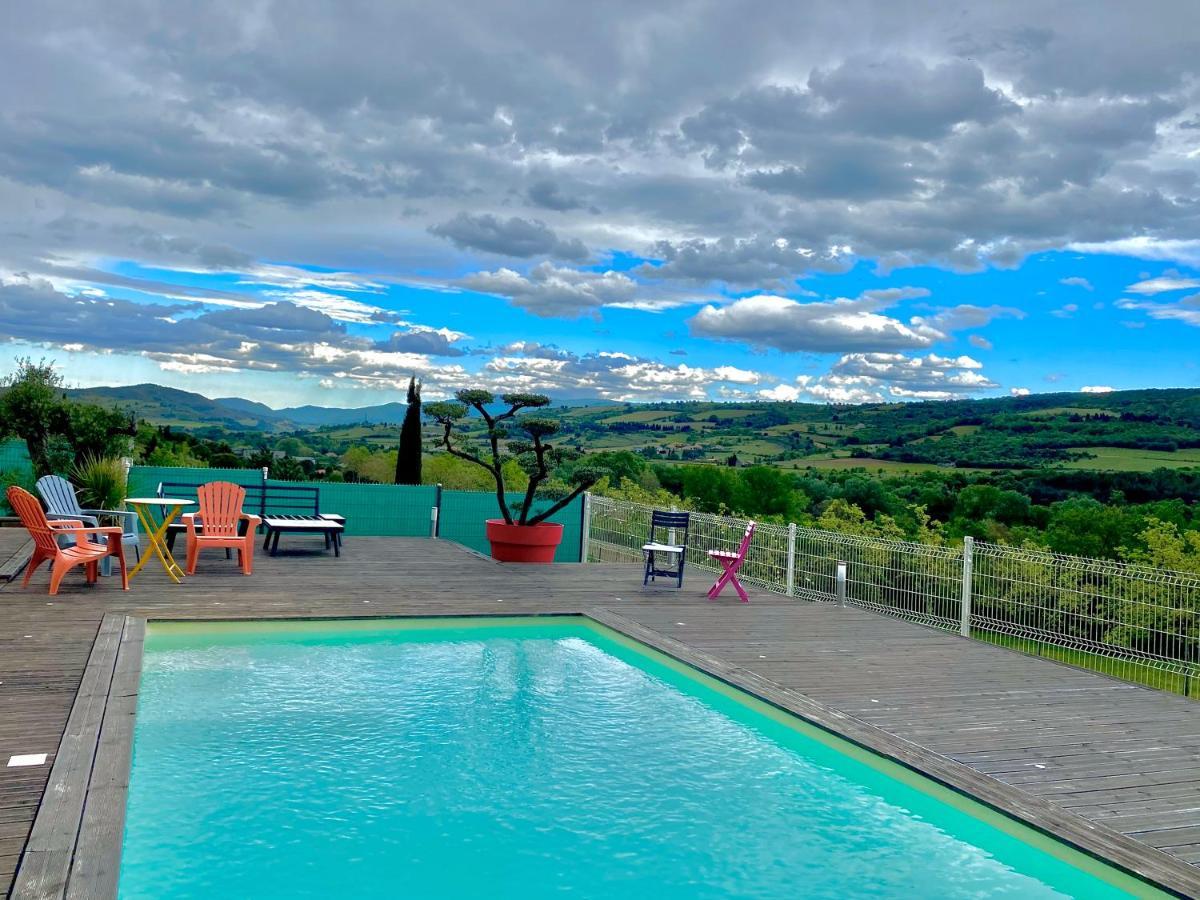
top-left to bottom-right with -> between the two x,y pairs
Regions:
1060,446 -> 1200,471
773,455 -> 960,473
606,409 -> 678,424
1022,406 -> 1118,419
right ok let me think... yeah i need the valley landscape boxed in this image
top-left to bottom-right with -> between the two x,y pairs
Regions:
5,380 -> 1190,568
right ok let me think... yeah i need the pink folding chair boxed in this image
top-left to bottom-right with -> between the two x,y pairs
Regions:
706,521 -> 756,603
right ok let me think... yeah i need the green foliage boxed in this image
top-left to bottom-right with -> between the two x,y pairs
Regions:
0,467 -> 36,515
395,377 -> 423,485
1121,518 -> 1200,574
0,359 -> 135,476
71,454 -> 128,511
423,454 -> 529,491
520,418 -> 560,438
145,442 -> 207,468
274,436 -> 306,456
0,359 -> 66,476
272,457 -> 307,481
424,401 -> 467,422
427,389 -> 604,525
500,392 -> 550,409
455,389 -> 494,407
340,445 -> 399,483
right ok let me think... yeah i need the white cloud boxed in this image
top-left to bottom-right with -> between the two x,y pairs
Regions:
917,303 -> 1025,332
1059,277 -> 1094,290
1010,386 -> 1030,396
1123,276 -> 1200,295
1071,239 -> 1200,267
1050,303 -> 1078,318
458,262 -> 654,317
482,348 -> 771,400
689,288 -> 942,353
756,352 -> 995,403
262,289 -> 401,324
968,334 -> 993,350
1081,385 -> 1115,393
712,365 -> 762,384
758,383 -> 804,401
1115,294 -> 1200,326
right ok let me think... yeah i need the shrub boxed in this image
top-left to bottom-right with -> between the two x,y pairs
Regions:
71,454 -> 128,512
426,390 -> 604,525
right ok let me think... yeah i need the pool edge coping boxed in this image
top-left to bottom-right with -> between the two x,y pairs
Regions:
11,609 -> 1200,899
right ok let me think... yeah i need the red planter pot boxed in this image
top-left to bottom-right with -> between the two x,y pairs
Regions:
485,519 -> 564,563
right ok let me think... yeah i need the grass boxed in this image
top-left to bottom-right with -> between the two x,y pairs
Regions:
1022,406 -> 1118,419
606,409 -> 679,424
973,629 -> 1198,698
1059,446 -> 1200,472
773,456 -> 957,473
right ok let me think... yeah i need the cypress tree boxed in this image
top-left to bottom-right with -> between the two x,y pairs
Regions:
395,376 -> 423,484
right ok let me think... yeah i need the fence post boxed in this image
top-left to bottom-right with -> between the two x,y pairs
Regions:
786,522 -> 796,596
836,560 -> 847,607
260,467 -> 268,519
431,483 -> 442,538
580,492 -> 591,563
960,536 -> 974,637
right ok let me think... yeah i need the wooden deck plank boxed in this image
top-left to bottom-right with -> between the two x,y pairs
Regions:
0,530 -> 32,583
1,536 -> 1199,896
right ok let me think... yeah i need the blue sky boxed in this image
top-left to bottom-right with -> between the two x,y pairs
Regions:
2,2 -> 1199,407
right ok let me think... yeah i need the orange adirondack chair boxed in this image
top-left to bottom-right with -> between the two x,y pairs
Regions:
184,482 -> 262,575
7,486 -> 129,595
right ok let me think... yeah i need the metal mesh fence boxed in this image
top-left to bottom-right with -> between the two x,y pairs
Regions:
583,495 -> 1200,697
586,495 -> 790,591
794,528 -> 964,630
972,541 -> 1200,694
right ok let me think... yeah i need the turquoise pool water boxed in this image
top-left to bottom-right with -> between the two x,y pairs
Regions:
119,618 -> 1161,899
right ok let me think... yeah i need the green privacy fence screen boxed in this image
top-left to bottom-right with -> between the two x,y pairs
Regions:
0,439 -> 35,515
125,467 -> 582,560
437,490 -> 583,562
0,438 -> 33,475
267,479 -> 437,537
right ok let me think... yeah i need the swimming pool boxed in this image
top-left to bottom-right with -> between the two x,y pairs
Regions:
118,617 -> 1165,898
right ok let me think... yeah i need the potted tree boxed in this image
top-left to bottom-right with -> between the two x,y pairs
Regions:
425,390 -> 604,563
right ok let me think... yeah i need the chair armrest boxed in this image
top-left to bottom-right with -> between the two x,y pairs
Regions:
48,524 -> 124,542
48,519 -> 86,530
242,514 -> 263,529
49,511 -> 99,527
182,512 -> 200,535
82,507 -> 136,525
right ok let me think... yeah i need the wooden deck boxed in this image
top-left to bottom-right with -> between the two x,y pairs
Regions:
0,529 -> 31,583
3,536 -> 1200,896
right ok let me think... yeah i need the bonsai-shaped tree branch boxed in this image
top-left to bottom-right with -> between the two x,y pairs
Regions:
425,389 -> 605,526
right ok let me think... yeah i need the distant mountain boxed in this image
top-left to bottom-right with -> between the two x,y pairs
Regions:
67,384 -> 284,430
68,384 -> 416,429
264,402 -> 410,427
213,397 -> 277,418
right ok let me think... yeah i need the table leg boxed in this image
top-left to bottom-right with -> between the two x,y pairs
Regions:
128,506 -> 186,583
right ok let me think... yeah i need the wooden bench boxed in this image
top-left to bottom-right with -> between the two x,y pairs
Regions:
157,481 -> 345,557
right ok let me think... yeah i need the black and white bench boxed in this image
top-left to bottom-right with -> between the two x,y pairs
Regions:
158,481 -> 345,557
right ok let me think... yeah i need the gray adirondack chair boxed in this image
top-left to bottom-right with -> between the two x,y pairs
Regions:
35,475 -> 140,568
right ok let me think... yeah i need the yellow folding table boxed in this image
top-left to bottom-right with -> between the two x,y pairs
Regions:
124,497 -> 195,583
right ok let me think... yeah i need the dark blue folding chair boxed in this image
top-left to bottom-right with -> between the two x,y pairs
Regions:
642,510 -> 690,588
